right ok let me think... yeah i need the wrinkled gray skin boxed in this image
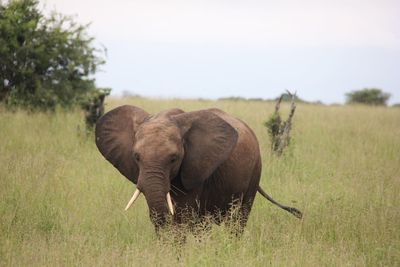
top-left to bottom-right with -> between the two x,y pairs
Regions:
95,105 -> 302,230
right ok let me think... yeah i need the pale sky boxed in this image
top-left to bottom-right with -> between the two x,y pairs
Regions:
42,0 -> 400,104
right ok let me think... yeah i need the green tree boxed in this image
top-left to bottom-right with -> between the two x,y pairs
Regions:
0,0 -> 105,110
346,88 -> 390,106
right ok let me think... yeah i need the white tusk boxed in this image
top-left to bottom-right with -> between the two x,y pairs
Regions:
125,188 -> 141,211
166,192 -> 175,215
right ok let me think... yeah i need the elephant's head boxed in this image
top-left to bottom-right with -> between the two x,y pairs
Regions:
95,105 -> 238,227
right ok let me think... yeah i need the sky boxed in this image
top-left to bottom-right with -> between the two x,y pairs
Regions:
42,0 -> 400,104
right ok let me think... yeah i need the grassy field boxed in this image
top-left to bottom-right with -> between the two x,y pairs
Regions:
1,97 -> 399,266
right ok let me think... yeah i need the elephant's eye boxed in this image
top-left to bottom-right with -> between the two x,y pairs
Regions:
134,153 -> 140,162
170,154 -> 178,163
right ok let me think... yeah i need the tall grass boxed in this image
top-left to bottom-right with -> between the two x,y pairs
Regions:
1,98 -> 399,266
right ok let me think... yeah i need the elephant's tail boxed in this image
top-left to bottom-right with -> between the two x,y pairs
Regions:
257,186 -> 303,219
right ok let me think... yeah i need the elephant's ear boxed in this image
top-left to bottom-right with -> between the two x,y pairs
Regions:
173,110 -> 238,190
95,105 -> 149,184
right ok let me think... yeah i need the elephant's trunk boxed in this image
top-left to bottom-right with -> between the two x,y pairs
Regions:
138,171 -> 171,227
144,191 -> 170,226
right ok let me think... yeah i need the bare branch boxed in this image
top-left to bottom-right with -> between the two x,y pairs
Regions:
265,90 -> 297,156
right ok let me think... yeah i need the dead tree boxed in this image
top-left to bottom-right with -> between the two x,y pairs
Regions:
264,90 -> 297,156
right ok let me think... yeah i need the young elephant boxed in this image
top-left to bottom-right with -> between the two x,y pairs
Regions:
95,105 -> 302,229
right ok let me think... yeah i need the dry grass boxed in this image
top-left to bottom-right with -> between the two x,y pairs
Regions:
1,98 -> 399,266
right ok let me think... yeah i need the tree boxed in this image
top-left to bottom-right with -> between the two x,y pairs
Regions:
346,88 -> 390,106
0,0 -> 105,110
264,91 -> 297,156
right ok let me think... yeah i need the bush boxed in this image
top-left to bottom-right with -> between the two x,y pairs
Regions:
0,0 -> 106,111
346,88 -> 390,106
81,87 -> 110,131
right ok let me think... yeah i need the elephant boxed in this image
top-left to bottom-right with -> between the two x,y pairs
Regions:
95,105 -> 302,231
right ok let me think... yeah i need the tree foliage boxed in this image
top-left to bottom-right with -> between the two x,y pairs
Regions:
346,88 -> 390,106
0,0 -> 106,110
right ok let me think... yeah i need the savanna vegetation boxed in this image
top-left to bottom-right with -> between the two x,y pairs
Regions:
0,0 -> 107,112
1,97 -> 399,266
346,88 -> 391,106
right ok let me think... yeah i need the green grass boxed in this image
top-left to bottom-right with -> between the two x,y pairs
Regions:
1,98 -> 399,266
